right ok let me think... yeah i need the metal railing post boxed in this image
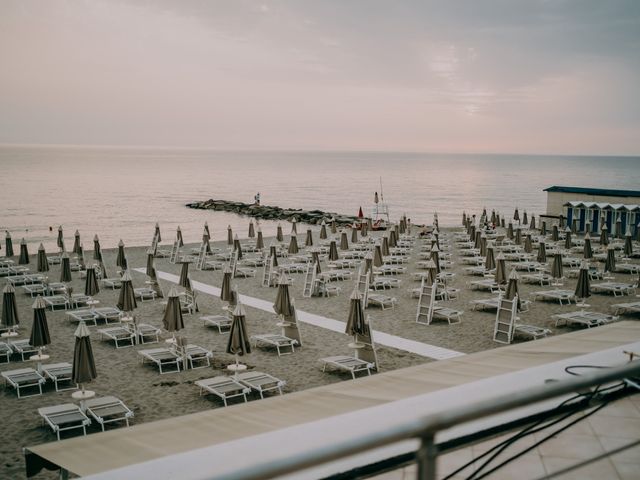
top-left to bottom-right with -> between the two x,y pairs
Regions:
416,433 -> 437,480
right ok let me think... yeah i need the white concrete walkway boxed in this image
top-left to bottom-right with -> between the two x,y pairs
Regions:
135,268 -> 465,360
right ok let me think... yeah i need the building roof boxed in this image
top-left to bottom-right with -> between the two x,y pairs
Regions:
544,186 -> 640,198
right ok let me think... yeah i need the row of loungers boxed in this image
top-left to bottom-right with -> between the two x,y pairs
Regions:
38,396 -> 133,440
2,363 -> 74,398
138,345 -> 213,374
196,371 -> 286,406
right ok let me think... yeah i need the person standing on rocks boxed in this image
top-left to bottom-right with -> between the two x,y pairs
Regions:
254,192 -> 261,206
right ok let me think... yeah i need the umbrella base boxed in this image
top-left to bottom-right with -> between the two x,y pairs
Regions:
72,390 -> 96,412
227,363 -> 247,372
348,342 -> 366,349
1,331 -> 18,338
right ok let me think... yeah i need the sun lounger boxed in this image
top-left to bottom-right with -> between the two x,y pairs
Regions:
250,333 -> 298,356
9,339 -> 39,361
236,371 -> 285,398
135,324 -> 161,344
370,276 -> 401,290
320,355 -> 374,380
591,282 -> 635,297
470,279 -> 502,292
471,297 -> 531,312
101,277 -> 123,289
85,396 -> 134,431
494,295 -> 551,344
375,265 -> 406,276
66,309 -> 98,326
520,273 -> 553,286
38,403 -> 91,440
415,280 -> 463,325
201,314 -> 233,333
94,307 -> 123,324
99,326 -> 136,348
553,311 -> 618,328
41,363 -> 74,391
0,342 -> 11,363
366,293 -> 397,310
195,376 -> 250,406
611,302 -> 640,316
134,287 -> 157,301
42,295 -> 70,311
7,274 -> 44,286
2,367 -> 45,398
180,345 -> 212,369
531,289 -> 576,306
138,348 -> 181,374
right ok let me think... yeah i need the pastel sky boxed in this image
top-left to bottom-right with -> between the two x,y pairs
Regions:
1,0 -> 639,155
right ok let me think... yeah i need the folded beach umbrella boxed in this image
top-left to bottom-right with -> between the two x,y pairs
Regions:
381,236 -> 390,257
537,241 -> 547,264
288,234 -> 299,254
541,221 -> 547,236
227,225 -> 234,245
18,238 -> 30,265
269,244 -> 279,267
162,286 -> 185,334
600,224 -> 609,246
305,229 -> 313,247
60,252 -> 72,282
319,221 -> 327,240
116,240 -> 128,270
256,229 -> 264,250
176,226 -> 184,247
480,234 -> 488,257
227,303 -> 251,365
574,261 -> 591,305
1,284 -> 19,334
179,261 -> 191,288
572,218 -> 578,235
145,249 -> 155,277
530,215 -> 536,230
583,233 -> 593,259
117,271 -> 137,313
552,225 -> 559,242
522,211 -> 528,226
505,270 -> 522,311
564,227 -> 572,250
57,226 -> 65,252
148,267 -> 164,299
372,244 -> 382,267
389,229 -> 397,248
558,214 -> 565,228
351,226 -> 358,244
361,221 -> 368,237
500,218 -> 505,228
72,230 -> 81,255
637,222 -> 640,242
615,219 -> 623,239
233,234 -> 243,259
345,288 -> 366,342
72,321 -> 97,390
514,228 -> 522,246
513,208 -> 520,222
276,224 -> 284,242
474,230 -> 482,249
367,217 -> 373,232
331,218 -> 337,235
424,259 -> 438,285
585,222 -> 591,235
248,220 -> 255,239
311,250 -> 322,274
524,234 -> 533,254
228,285 -> 239,309
291,217 -> 298,235
77,243 -> 86,270
340,231 -> 349,251
273,274 -> 294,317
93,234 -> 101,260
30,296 -> 51,356
85,266 -> 100,296
495,253 -> 507,285
431,245 -> 441,273
624,231 -> 633,257
98,251 -> 109,280
468,224 -> 476,242
37,243 -> 49,272
203,221 -> 209,240
329,240 -> 340,261
363,252 -> 373,276
155,222 -> 162,243
604,245 -> 616,273
202,228 -> 212,254
399,217 -> 406,235
551,252 -> 564,282
5,231 -> 14,257
220,267 -> 232,302
485,244 -> 496,271
462,212 -> 467,226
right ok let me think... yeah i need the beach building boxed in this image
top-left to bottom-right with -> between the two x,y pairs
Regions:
544,186 -> 640,235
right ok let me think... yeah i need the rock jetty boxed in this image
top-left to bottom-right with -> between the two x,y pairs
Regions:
186,199 -> 362,226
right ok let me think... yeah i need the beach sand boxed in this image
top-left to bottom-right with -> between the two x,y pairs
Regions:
1,226 -> 637,479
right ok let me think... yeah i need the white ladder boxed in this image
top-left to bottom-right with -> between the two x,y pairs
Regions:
169,240 -> 179,264
262,255 -> 274,287
229,249 -> 239,279
356,272 -> 370,307
302,263 -> 314,297
416,278 -> 435,325
493,294 -> 516,344
195,242 -> 207,270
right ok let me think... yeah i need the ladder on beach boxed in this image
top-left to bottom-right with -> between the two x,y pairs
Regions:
195,242 -> 207,271
493,294 -> 516,344
356,272 -> 370,308
262,255 -> 274,287
169,240 -> 180,264
416,278 -> 436,325
302,263 -> 314,297
229,249 -> 239,279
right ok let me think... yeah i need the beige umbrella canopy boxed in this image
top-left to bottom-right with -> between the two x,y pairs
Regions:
599,224 -> 609,246
146,248 -> 155,277
178,261 -> 191,288
530,215 -> 536,230
345,288 -> 366,340
72,321 -> 97,391
319,221 -> 327,240
381,236 -> 390,257
485,244 -> 496,271
37,243 -> 49,272
362,252 -> 373,276
624,231 -> 633,257
551,252 -> 564,283
30,296 -> 51,355
522,210 -> 528,226
77,243 -> 86,270
564,227 -> 572,250
524,234 -> 533,254
18,238 -> 30,265
389,229 -> 397,248
424,259 -> 437,285
361,221 -> 368,237
305,229 -> 313,247
202,229 -> 212,254
5,231 -> 14,257
540,221 -> 547,236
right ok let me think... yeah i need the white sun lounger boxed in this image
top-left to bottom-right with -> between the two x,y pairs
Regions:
320,355 -> 374,380
591,282 -> 635,297
9,339 -> 39,361
2,368 -> 45,398
135,324 -> 162,344
101,278 -> 123,289
552,311 -> 618,328
43,295 -> 70,311
250,334 -> 298,356
66,309 -> 99,326
201,314 -> 233,333
520,273 -> 553,286
41,363 -> 74,392
471,297 -> 531,312
98,326 -> 136,348
85,396 -> 134,431
38,404 -> 91,440
611,302 -> 640,316
0,342 -> 11,363
366,293 -> 397,310
134,287 -> 157,301
195,376 -> 251,406
531,289 -> 576,306
236,371 -> 286,398
94,307 -> 123,324
138,348 -> 181,374
180,345 -> 213,369
370,277 -> 401,290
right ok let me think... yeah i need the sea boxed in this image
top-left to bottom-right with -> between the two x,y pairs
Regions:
1,145 -> 639,252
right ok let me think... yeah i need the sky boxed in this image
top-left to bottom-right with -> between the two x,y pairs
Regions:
0,0 -> 639,155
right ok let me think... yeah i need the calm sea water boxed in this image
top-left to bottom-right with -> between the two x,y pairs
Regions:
1,145 -> 639,251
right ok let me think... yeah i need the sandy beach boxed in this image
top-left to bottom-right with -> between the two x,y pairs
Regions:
1,225 -> 638,479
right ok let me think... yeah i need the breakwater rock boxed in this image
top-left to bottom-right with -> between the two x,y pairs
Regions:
186,199 -> 361,226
